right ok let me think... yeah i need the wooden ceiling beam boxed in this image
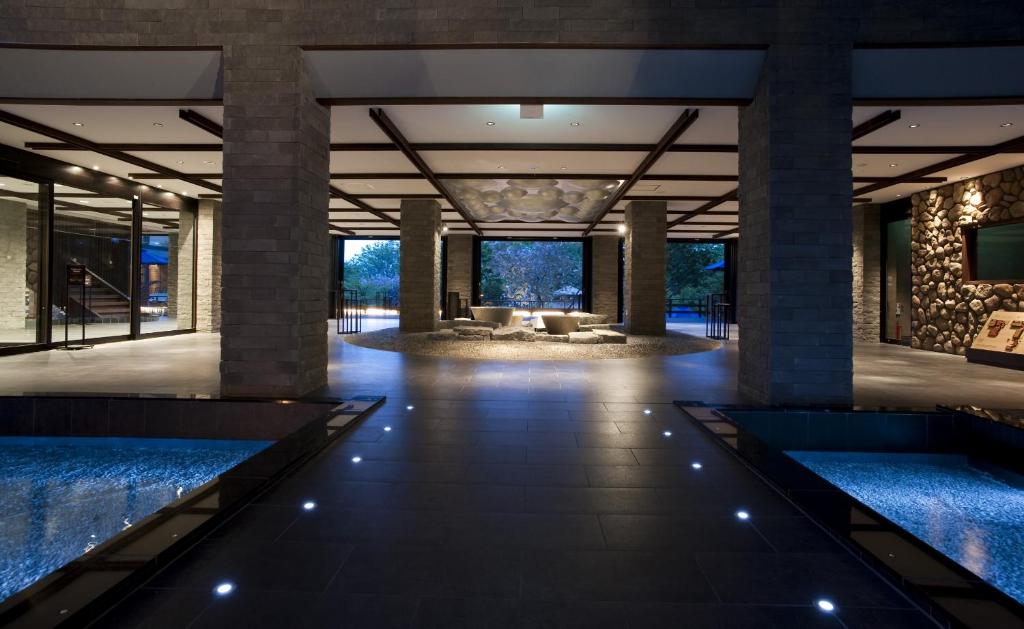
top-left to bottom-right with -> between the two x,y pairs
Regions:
369,107 -> 482,235
583,108 -> 701,236
0,109 -> 222,193
178,109 -> 224,139
328,185 -> 401,226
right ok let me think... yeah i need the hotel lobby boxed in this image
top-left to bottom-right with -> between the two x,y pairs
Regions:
1,5 -> 1024,628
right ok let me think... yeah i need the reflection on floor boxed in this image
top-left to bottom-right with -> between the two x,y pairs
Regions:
0,316 -> 184,346
97,399 -> 931,628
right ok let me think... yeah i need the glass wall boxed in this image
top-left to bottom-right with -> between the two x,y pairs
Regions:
140,205 -> 195,334
0,175 -> 44,348
343,239 -> 400,314
480,240 -> 583,311
885,218 -> 912,343
51,186 -> 133,340
666,242 -> 726,319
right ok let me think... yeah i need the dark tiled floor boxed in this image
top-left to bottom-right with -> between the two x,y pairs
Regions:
94,400 -> 935,628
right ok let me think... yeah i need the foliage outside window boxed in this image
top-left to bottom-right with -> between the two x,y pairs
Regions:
666,242 -> 725,306
343,240 -> 400,306
480,241 -> 583,310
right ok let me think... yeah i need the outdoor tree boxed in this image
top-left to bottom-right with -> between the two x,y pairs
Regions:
480,241 -> 582,306
343,240 -> 400,305
666,242 -> 725,304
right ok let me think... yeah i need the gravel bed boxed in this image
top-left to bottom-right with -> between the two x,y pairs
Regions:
342,327 -> 720,360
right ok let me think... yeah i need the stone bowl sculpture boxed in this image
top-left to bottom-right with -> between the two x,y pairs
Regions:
470,306 -> 514,327
541,314 -> 580,335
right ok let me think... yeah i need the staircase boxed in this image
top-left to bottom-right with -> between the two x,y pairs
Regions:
67,270 -> 131,323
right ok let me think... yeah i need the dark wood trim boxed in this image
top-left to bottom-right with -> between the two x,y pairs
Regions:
178,109 -> 223,139
584,108 -> 701,236
852,110 -> 901,139
855,132 -> 1024,196
28,143 -> 223,152
713,227 -> 739,238
0,109 -> 222,193
853,96 -> 1024,107
0,43 -> 223,51
323,97 -> 750,107
328,222 -> 356,235
0,143 -> 194,211
328,185 -> 401,226
302,43 -> 768,51
129,195 -> 143,339
0,98 -> 222,106
666,190 -> 738,227
853,40 -> 1024,49
369,107 -> 482,235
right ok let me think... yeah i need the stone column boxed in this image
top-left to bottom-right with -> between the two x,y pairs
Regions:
220,45 -> 330,397
195,199 -> 222,333
175,210 -> 196,329
852,204 -> 881,343
166,232 -> 179,318
0,200 -> 27,332
624,201 -> 666,335
400,199 -> 442,332
737,43 -> 854,405
589,235 -> 620,321
445,233 -> 473,314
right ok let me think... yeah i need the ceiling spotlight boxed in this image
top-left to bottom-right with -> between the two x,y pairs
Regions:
888,163 -> 898,168
896,193 -> 902,197
907,123 -> 920,128
203,160 -> 214,164
72,122 -> 84,127
176,160 -> 185,165
127,175 -> 134,180
157,184 -> 163,189
816,599 -> 836,613
0,183 -> 5,187
485,121 -> 496,126
617,224 -> 626,234
92,165 -> 99,170
442,225 -> 449,232
181,191 -> 188,195
1000,122 -> 1014,127
152,122 -> 164,127
81,200 -> 89,204
560,166 -> 567,170
643,409 -> 652,415
497,165 -> 505,170
569,121 -> 581,127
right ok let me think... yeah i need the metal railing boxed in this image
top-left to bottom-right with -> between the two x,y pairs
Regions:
666,299 -> 707,318
336,288 -> 365,334
704,293 -> 731,340
479,295 -> 582,312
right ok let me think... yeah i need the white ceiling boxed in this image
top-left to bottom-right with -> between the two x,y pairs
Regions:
1,102 -> 1022,238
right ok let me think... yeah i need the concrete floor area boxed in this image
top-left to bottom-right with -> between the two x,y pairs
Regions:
0,323 -> 1020,410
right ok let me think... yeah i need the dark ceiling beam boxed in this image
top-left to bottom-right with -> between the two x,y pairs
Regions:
326,172 -> 946,184
713,227 -> 740,238
26,142 -> 223,151
178,109 -> 224,138
0,109 -> 222,194
369,107 -> 482,235
583,108 -> 701,236
328,222 -> 356,235
328,185 -> 401,226
322,97 -> 749,107
854,131 -> 1024,196
669,109 -> 900,227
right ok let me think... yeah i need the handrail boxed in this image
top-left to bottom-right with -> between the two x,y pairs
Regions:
82,267 -> 130,302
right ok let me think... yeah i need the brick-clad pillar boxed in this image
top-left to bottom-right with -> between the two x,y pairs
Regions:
852,204 -> 881,343
589,235 -> 620,321
400,199 -> 442,332
220,45 -> 330,397
737,43 -> 853,405
445,233 -> 473,311
195,199 -> 222,333
0,199 -> 27,332
624,201 -> 666,335
175,210 -> 196,329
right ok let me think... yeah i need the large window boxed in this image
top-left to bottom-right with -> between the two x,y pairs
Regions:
480,240 -> 583,311
969,222 -> 1024,281
140,205 -> 195,334
666,242 -> 725,318
343,239 -> 400,313
52,187 -> 133,340
0,175 -> 44,348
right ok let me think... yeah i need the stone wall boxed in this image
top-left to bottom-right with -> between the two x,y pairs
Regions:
0,200 -> 27,331
589,235 -> 620,321
910,166 -> 1024,355
175,210 -> 196,329
445,234 -> 473,309
852,204 -> 881,343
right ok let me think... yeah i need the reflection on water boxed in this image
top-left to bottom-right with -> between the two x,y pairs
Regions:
0,436 -> 269,602
788,451 -> 1024,604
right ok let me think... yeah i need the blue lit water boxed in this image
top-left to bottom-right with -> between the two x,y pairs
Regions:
0,436 -> 270,603
788,451 -> 1024,605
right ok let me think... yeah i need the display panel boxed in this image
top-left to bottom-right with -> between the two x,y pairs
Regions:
975,222 -> 1024,281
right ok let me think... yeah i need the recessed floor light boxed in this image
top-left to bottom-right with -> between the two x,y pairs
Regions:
406,405 -> 415,410
383,426 -> 392,432
816,599 -> 835,613
691,462 -> 703,470
662,431 -> 673,437
73,122 -> 84,127
214,582 -> 234,596
735,510 -> 750,521
302,501 -> 316,511
351,456 -> 362,463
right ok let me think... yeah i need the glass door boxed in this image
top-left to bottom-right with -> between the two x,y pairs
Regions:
0,174 -> 45,348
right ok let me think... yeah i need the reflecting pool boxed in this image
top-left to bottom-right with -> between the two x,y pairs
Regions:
0,436 -> 269,602
788,451 -> 1024,605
